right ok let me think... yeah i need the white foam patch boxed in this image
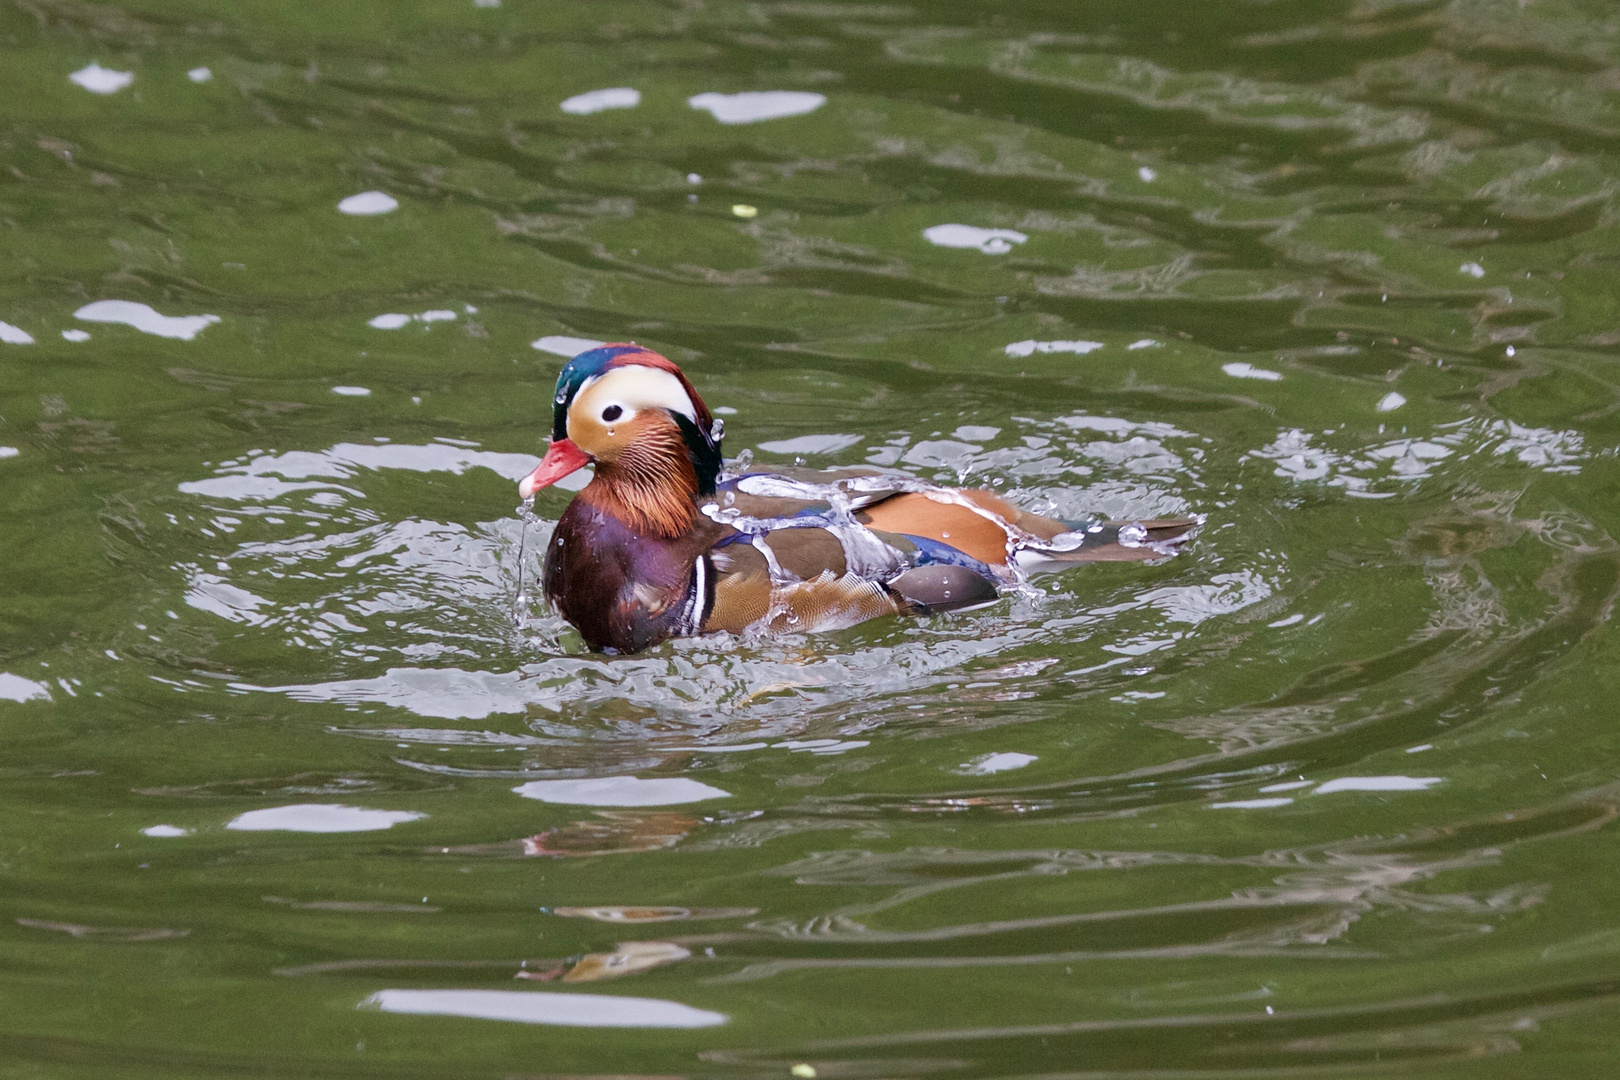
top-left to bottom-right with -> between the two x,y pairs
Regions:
0,321 -> 34,344
0,673 -> 51,702
560,87 -> 641,115
1222,362 -> 1282,381
1313,776 -> 1442,794
1127,338 -> 1160,350
1138,166 -> 1157,182
532,335 -> 608,357
332,386 -> 372,397
0,447 -> 17,460
512,776 -> 731,807
1211,797 -> 1293,809
756,434 -> 862,456
188,67 -> 212,83
61,329 -> 90,342
1004,339 -> 1103,358
70,64 -> 133,94
687,91 -> 825,124
1377,392 -> 1406,413
226,804 -> 425,832
338,191 -> 399,216
141,825 -> 191,838
923,224 -> 1028,254
959,752 -> 1037,775
1460,262 -> 1485,278
74,300 -> 220,341
362,989 -> 726,1028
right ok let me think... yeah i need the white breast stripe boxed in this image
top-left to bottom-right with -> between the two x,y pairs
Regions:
683,554 -> 708,632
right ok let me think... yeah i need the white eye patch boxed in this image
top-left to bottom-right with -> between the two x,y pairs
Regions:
577,366 -> 698,427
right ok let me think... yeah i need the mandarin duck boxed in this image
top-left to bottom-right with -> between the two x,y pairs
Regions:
518,344 -> 1196,654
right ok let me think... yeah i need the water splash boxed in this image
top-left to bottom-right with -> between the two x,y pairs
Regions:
513,496 -> 540,630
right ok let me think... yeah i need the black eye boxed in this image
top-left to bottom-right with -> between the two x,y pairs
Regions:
601,405 -> 623,422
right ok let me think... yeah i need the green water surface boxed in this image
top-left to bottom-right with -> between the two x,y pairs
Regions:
4,0 -> 1620,1076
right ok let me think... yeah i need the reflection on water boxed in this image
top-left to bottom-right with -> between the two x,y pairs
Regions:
0,672 -> 51,702
534,334 -> 609,358
0,320 -> 35,345
19,918 -> 188,942
550,940 -> 692,983
560,88 -> 642,117
957,752 -> 1037,776
73,300 -> 220,341
362,989 -> 727,1028
1312,776 -> 1443,795
551,906 -> 758,923
68,62 -> 132,95
336,191 -> 398,216
512,777 -> 731,807
923,224 -> 1029,254
226,804 -> 425,832
5,0 -> 1620,1074
687,91 -> 826,125
520,810 -> 701,857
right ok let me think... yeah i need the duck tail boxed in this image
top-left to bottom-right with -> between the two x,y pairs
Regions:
1014,517 -> 1199,573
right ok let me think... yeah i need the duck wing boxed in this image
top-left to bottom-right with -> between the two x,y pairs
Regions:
703,537 -> 905,635
696,467 -> 1197,637
715,469 -> 1195,567
699,473 -> 1016,635
851,485 -> 1197,569
709,467 -> 907,519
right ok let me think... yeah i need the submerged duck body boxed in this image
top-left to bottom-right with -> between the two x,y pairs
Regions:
519,344 -> 1196,654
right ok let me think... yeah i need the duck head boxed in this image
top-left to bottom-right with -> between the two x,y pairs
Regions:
519,344 -> 723,536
